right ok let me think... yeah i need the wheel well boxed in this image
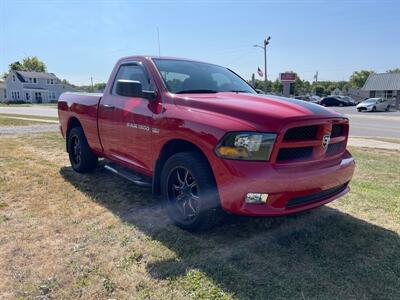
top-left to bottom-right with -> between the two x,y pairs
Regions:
152,139 -> 214,195
66,117 -> 82,152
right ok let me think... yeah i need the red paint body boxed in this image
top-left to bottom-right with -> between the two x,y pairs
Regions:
58,56 -> 355,216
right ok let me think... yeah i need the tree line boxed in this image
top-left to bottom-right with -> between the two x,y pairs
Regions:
251,68 -> 400,96
2,56 -> 399,95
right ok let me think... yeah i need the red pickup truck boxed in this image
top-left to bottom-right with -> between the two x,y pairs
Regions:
58,56 -> 355,230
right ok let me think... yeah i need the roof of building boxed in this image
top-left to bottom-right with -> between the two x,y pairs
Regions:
363,72 -> 400,91
15,71 -> 59,82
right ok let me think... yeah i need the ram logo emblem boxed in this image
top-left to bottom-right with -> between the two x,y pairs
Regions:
322,134 -> 331,149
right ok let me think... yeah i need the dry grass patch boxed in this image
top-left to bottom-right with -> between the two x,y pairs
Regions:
0,133 -> 399,299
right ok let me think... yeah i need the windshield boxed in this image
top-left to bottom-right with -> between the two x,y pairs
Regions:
364,98 -> 379,103
153,59 -> 256,94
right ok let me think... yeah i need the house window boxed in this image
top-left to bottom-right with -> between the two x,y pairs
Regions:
17,91 -> 20,99
51,79 -> 54,84
13,75 -> 15,82
26,92 -> 30,100
4,89 -> 6,99
29,78 -> 32,83
49,91 -> 56,100
33,78 -> 37,83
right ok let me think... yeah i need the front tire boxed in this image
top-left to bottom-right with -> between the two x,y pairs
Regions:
372,106 -> 377,112
67,127 -> 98,173
161,152 -> 222,231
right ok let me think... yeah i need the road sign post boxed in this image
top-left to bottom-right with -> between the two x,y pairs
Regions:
279,72 -> 296,97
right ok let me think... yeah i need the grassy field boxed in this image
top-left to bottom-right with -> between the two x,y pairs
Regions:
0,114 -> 58,126
0,132 -> 399,299
0,103 -> 57,107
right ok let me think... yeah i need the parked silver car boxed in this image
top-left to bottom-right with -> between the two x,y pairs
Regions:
356,98 -> 391,112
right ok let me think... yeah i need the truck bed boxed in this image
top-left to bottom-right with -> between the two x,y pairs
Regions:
58,92 -> 104,154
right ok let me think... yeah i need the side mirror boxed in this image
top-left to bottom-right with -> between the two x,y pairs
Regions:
116,80 -> 143,97
116,79 -> 157,100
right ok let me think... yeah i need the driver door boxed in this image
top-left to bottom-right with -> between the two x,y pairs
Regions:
98,62 -> 155,174
377,98 -> 386,110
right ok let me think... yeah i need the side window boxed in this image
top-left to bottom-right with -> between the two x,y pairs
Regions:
112,63 -> 153,95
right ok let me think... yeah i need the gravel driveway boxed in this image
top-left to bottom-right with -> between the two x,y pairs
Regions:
0,124 -> 59,135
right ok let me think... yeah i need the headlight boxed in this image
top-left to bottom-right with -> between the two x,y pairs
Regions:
215,132 -> 276,160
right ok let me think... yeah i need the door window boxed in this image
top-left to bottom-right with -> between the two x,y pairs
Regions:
112,63 -> 153,95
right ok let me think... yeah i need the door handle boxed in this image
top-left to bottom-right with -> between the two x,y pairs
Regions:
103,104 -> 115,110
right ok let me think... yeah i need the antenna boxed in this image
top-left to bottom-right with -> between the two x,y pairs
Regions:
157,27 -> 161,56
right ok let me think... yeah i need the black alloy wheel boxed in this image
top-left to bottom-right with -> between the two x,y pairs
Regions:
161,152 -> 222,231
70,134 -> 82,166
167,167 -> 200,222
67,127 -> 98,173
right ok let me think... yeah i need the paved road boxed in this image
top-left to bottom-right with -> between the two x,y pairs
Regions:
0,105 -> 399,138
331,107 -> 399,138
0,106 -> 58,118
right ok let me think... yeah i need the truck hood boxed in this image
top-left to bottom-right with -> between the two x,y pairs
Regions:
173,92 -> 343,131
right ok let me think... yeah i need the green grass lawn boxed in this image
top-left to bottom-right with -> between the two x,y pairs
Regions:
0,132 -> 399,299
0,114 -> 58,126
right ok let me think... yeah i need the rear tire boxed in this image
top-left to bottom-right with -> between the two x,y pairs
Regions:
67,127 -> 98,173
161,152 -> 222,231
385,105 -> 390,112
372,106 -> 377,112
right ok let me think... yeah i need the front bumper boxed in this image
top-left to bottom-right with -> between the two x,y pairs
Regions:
212,150 -> 355,216
357,106 -> 373,111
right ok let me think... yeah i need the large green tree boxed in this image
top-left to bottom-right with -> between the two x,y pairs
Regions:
9,61 -> 24,71
386,68 -> 400,73
21,56 -> 47,72
349,70 -> 374,88
8,56 -> 47,73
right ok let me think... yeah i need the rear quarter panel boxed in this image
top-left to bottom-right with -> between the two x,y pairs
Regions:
58,92 -> 103,154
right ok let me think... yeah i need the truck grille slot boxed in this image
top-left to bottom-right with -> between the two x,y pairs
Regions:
331,124 -> 344,137
275,121 -> 349,163
326,142 -> 345,156
283,125 -> 318,141
286,183 -> 348,207
277,147 -> 313,162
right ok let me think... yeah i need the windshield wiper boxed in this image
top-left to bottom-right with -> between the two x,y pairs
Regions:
176,89 -> 218,94
227,90 -> 252,93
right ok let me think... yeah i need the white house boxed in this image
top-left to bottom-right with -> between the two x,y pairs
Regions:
5,70 -> 75,103
0,81 -> 6,102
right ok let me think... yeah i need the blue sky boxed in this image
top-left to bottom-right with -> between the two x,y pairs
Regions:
1,0 -> 399,85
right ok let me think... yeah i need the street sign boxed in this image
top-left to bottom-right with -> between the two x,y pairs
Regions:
279,72 -> 296,82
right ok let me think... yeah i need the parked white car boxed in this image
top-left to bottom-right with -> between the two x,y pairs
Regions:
356,98 -> 391,112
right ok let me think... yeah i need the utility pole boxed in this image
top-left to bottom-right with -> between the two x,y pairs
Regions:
91,76 -> 94,91
313,71 -> 318,95
157,27 -> 161,56
254,36 -> 271,91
